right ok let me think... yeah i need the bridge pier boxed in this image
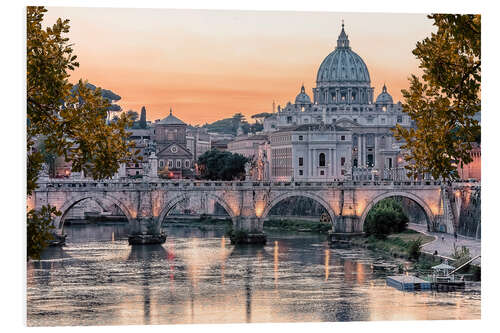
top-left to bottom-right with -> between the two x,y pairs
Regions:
128,217 -> 166,245
231,216 -> 267,245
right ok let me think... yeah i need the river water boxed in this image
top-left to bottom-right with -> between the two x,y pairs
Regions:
27,224 -> 481,326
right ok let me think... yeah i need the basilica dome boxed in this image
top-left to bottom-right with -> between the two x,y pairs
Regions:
316,24 -> 370,85
375,84 -> 393,104
295,85 -> 312,105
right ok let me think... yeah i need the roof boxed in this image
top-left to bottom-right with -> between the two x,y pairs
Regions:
232,134 -> 268,142
275,123 -> 348,133
156,108 -> 186,125
432,263 -> 455,270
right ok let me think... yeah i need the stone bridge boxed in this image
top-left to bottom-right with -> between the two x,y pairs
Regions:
30,179 -> 479,243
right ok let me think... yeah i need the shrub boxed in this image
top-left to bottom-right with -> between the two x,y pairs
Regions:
407,237 -> 423,261
364,198 -> 409,238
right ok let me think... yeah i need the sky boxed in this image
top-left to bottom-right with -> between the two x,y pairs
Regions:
43,7 -> 436,125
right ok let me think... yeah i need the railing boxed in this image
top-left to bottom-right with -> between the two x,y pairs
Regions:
34,177 -> 479,192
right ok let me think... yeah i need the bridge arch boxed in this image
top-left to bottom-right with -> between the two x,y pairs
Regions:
359,191 -> 435,231
158,193 -> 237,225
260,191 -> 336,225
55,193 -> 134,230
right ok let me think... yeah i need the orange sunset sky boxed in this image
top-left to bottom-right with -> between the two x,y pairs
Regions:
44,7 -> 436,125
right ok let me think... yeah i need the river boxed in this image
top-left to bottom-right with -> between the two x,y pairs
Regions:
27,223 -> 481,326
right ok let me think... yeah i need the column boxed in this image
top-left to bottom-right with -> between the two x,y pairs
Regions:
347,88 -> 351,104
374,135 -> 378,170
312,149 -> 316,178
333,149 -> 337,179
362,135 -> 367,166
357,135 -> 362,167
329,149 -> 334,178
308,148 -> 313,179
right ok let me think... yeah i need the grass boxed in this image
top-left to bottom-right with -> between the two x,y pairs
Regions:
351,229 -> 435,260
264,219 -> 331,233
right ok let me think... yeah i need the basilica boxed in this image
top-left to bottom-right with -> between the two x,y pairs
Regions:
258,23 -> 412,181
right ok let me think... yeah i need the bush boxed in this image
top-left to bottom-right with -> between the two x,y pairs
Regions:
407,237 -> 423,261
364,198 -> 409,238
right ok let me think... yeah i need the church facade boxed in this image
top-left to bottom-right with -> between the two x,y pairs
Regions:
262,24 -> 412,181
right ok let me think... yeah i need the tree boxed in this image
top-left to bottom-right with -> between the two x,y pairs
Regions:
364,198 -> 409,239
197,150 -> 249,181
139,106 -> 147,128
27,6 -> 137,260
126,110 -> 139,122
393,14 -> 481,181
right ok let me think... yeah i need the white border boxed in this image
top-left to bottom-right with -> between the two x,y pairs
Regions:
3,1 -> 498,332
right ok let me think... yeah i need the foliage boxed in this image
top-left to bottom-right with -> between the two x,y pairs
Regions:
265,219 -> 331,233
202,113 -> 262,135
393,14 -> 481,181
407,237 -> 423,261
139,106 -> 147,129
27,205 -> 60,260
197,149 -> 249,181
126,110 -> 139,122
27,6 -> 137,260
251,112 -> 274,120
364,198 -> 409,239
71,82 -> 122,112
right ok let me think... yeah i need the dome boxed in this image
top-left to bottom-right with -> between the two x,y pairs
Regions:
375,84 -> 393,104
295,85 -> 311,105
316,24 -> 370,84
157,108 -> 186,125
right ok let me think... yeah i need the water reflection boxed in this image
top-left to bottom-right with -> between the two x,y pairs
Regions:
27,224 -> 481,326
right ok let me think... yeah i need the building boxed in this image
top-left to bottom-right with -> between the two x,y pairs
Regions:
186,127 -> 211,161
269,123 -> 352,181
262,23 -> 412,181
153,109 -> 194,179
227,134 -> 268,159
457,143 -> 481,181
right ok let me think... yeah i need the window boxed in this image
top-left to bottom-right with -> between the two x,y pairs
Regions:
136,171 -> 139,175
367,154 -> 374,167
353,158 -> 358,167
397,115 -> 403,123
319,153 -> 326,167
299,170 -> 303,176
159,160 -> 164,168
341,157 -> 346,166
299,135 -> 303,141
320,170 -> 325,175
341,135 -> 345,141
287,116 -> 292,124
135,163 -> 139,168
176,160 -> 181,168
185,160 -> 190,168
386,157 -> 393,169
298,157 -> 303,166
381,118 -> 386,124
168,160 -> 173,168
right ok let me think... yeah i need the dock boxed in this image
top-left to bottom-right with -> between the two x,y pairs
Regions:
386,275 -> 432,291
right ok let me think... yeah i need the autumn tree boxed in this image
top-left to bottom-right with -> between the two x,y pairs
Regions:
393,14 -> 481,181
27,6 -> 137,259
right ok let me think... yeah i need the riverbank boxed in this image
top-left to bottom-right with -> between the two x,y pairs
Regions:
264,218 -> 331,233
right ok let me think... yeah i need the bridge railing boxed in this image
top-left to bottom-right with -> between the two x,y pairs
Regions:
34,177 -> 479,192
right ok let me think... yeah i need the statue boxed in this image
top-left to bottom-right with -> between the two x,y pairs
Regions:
244,161 -> 252,180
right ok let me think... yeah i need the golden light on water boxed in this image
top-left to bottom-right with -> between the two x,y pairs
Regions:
221,236 -> 225,284
324,249 -> 330,281
274,241 -> 279,288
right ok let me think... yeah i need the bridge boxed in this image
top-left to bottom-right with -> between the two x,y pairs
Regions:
30,178 -> 479,244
